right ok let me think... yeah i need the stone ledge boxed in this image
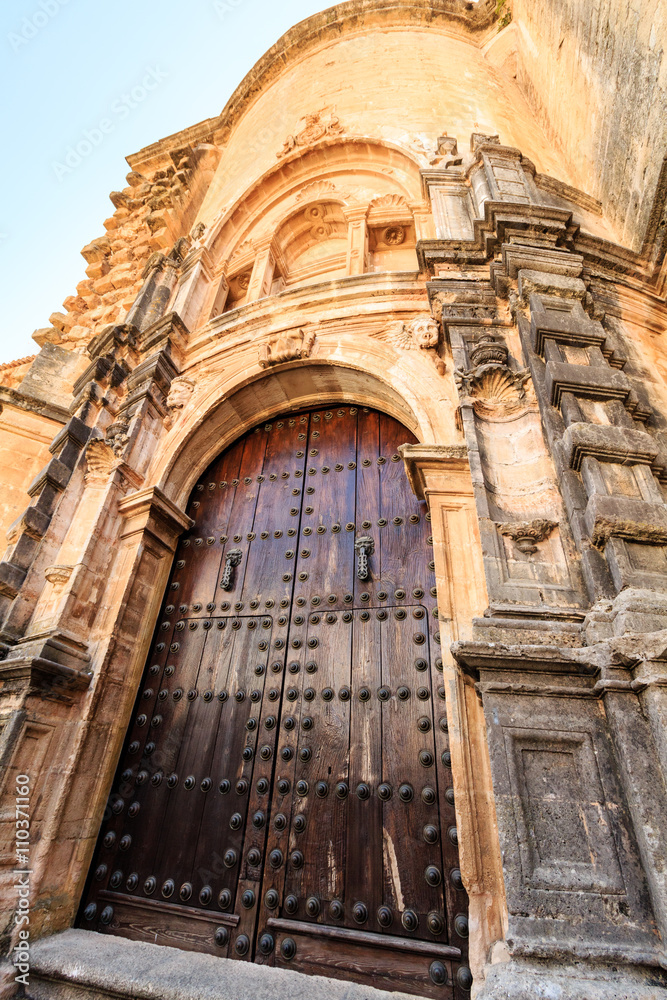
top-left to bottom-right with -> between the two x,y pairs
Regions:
25,930 -> 422,1000
475,958 -> 667,1000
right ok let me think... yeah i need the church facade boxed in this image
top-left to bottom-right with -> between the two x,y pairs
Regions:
1,1 -> 667,998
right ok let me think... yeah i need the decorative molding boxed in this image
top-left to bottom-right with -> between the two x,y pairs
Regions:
258,328 -> 316,368
229,239 -> 254,263
454,363 -> 531,418
277,109 -> 344,158
497,519 -> 558,555
370,317 -> 445,374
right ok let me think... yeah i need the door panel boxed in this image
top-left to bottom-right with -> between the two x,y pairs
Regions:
79,406 -> 470,999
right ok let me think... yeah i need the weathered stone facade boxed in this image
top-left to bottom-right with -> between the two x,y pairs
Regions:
0,1 -> 666,998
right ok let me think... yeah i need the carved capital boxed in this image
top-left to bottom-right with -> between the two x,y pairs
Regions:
118,486 -> 193,554
399,443 -> 469,501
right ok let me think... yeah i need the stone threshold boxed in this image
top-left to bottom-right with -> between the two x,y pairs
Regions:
23,929 -> 423,1000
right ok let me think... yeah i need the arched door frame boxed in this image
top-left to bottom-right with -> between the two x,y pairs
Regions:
75,362 -> 505,984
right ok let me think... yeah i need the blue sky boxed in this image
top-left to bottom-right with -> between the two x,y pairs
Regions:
0,0 -> 331,363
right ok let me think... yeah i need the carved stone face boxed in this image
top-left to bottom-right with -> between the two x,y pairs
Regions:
410,317 -> 439,349
167,378 -> 195,411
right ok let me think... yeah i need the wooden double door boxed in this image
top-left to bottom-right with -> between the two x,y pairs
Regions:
80,405 -> 471,998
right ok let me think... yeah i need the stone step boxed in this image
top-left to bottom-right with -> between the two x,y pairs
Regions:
23,929 -> 422,1000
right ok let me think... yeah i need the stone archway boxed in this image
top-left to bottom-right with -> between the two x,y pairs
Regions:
78,402 -> 473,998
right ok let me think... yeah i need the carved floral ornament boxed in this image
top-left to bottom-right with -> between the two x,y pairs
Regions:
371,318 -> 445,375
497,519 -> 558,555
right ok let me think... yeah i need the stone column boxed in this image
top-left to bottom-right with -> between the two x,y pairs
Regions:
399,444 -> 507,983
344,207 -> 368,276
246,237 -> 276,301
0,483 -> 191,986
169,247 -> 215,332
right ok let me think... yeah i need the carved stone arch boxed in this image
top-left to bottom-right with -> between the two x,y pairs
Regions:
155,361 -> 427,510
204,138 -> 427,264
106,359 -> 502,982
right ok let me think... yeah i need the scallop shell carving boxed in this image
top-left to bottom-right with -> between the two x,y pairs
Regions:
454,363 -> 531,417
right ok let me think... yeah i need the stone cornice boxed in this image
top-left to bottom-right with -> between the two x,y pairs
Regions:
0,386 -> 70,424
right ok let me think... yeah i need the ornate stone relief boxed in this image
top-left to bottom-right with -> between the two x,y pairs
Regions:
383,226 -> 406,245
454,364 -> 532,418
84,439 -> 116,484
497,519 -> 558,555
371,318 -> 445,374
295,180 -> 337,203
368,194 -> 408,212
277,110 -> 345,158
410,134 -> 461,167
166,377 -> 195,412
469,333 -> 509,366
258,328 -> 316,368
105,416 -> 130,458
189,221 -> 206,248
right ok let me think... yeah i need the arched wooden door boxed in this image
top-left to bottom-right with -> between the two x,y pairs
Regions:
79,405 -> 471,998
